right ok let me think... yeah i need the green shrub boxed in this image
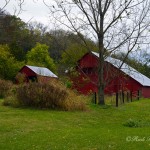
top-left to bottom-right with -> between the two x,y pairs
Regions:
65,80 -> 72,88
123,119 -> 142,128
0,79 -> 13,98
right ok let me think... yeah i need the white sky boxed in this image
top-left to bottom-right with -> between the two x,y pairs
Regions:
1,0 -> 51,25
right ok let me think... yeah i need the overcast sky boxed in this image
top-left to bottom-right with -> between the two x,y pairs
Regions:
1,0 -> 51,25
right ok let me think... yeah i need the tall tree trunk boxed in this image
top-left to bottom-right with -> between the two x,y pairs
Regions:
98,16 -> 105,105
98,43 -> 105,105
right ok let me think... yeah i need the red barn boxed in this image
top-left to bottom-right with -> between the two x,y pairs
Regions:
71,51 -> 150,98
16,65 -> 58,83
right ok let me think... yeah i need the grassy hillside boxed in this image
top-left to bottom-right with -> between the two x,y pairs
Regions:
0,99 -> 150,150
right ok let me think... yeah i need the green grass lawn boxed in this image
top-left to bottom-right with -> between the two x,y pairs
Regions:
0,99 -> 150,150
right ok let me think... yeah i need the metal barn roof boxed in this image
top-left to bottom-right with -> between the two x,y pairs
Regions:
26,65 -> 58,78
92,51 -> 150,86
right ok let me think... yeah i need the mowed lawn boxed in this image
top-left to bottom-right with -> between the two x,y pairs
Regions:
0,99 -> 150,150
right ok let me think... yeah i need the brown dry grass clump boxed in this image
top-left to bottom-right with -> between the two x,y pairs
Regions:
0,79 -> 13,98
62,90 -> 87,111
2,79 -> 87,111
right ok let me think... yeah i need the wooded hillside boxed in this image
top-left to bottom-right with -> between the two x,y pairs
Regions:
0,10 -> 150,81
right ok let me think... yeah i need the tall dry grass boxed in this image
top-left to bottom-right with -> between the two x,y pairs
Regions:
14,79 -> 87,111
0,79 -> 13,98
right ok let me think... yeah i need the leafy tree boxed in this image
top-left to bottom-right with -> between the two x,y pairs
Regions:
9,42 -> 25,61
61,43 -> 88,69
0,12 -> 31,60
0,14 -> 26,44
49,30 -> 73,61
49,30 -> 85,61
26,43 -> 56,73
61,42 -> 97,68
0,44 -> 24,80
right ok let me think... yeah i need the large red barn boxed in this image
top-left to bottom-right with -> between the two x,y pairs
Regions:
71,52 -> 150,98
16,65 -> 58,83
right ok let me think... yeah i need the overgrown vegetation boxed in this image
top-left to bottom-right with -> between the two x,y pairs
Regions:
123,118 -> 150,128
16,81 -> 68,109
123,118 -> 142,128
2,79 -> 87,111
0,79 -> 13,98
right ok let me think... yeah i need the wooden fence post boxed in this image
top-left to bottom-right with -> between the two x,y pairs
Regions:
116,92 -> 119,107
137,90 -> 140,100
130,91 -> 132,102
122,91 -> 124,104
127,92 -> 129,102
94,92 -> 97,104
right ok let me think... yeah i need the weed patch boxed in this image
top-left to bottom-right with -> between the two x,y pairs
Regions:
0,79 -> 13,98
3,80 -> 87,111
123,118 -> 142,128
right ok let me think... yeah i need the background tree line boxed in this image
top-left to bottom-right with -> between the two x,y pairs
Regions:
0,9 -> 150,81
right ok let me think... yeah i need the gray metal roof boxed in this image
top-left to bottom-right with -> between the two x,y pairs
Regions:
92,51 -> 150,86
26,65 -> 58,78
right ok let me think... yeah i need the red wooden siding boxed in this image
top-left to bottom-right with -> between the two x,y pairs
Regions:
142,87 -> 150,98
71,52 -> 150,98
20,66 -> 36,77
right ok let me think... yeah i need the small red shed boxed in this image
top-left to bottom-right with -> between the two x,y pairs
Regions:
71,51 -> 150,98
16,65 -> 58,83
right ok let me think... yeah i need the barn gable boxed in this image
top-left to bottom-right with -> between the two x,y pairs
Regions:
17,65 -> 58,83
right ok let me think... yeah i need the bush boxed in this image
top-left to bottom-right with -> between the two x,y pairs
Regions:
16,81 -> 68,109
65,80 -> 72,88
2,79 -> 87,111
0,79 -> 13,98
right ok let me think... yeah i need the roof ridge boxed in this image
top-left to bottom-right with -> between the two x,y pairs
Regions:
26,65 -> 48,69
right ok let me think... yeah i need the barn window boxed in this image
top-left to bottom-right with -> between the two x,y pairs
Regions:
82,67 -> 97,74
28,76 -> 37,82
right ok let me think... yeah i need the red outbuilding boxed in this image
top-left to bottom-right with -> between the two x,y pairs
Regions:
71,51 -> 150,98
16,65 -> 58,83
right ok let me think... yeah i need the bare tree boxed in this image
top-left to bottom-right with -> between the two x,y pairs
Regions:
1,0 -> 25,16
44,0 -> 150,105
1,0 -> 11,11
